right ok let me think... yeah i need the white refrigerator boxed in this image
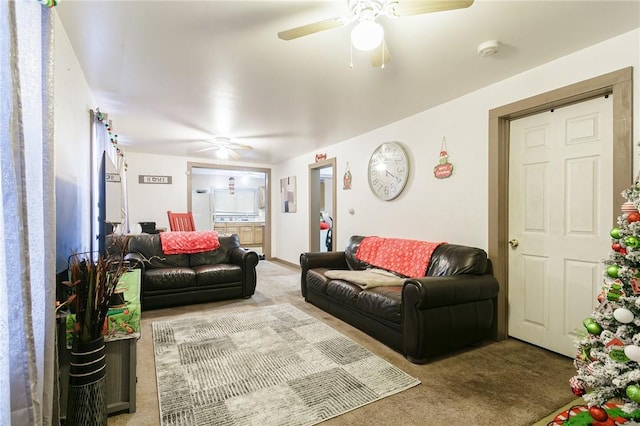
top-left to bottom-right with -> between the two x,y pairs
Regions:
191,191 -> 214,230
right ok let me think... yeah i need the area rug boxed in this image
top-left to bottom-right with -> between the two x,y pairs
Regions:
152,303 -> 420,426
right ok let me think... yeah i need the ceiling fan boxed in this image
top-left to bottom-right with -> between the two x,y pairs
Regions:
278,0 -> 474,68
196,136 -> 253,160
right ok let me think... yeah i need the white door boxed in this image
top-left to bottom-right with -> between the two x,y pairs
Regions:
508,96 -> 613,357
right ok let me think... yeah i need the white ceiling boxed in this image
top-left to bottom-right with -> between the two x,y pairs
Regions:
56,0 -> 640,165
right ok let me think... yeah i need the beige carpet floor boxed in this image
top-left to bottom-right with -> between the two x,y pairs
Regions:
108,260 -> 578,426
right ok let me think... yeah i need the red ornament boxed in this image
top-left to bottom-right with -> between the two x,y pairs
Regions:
612,243 -> 622,251
589,406 -> 608,421
629,212 -> 640,223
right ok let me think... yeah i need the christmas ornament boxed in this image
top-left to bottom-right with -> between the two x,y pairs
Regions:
626,236 -> 640,248
629,212 -> 640,223
608,283 -> 624,301
626,345 -> 640,363
611,227 -> 622,239
433,137 -> 453,179
589,406 -> 609,422
622,201 -> 639,214
583,318 -> 603,335
570,376 -> 586,396
607,265 -> 620,278
614,307 -> 635,324
613,242 -> 623,252
610,349 -> 630,363
627,384 -> 640,403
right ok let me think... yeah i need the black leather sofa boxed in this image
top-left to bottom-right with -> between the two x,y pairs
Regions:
300,235 -> 499,364
124,233 -> 258,310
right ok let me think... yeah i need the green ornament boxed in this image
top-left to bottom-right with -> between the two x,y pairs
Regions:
607,265 -> 620,278
611,227 -> 622,239
626,236 -> 640,248
610,349 -> 630,363
627,385 -> 640,403
586,322 -> 603,335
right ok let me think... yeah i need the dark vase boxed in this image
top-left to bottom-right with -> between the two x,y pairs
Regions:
66,336 -> 107,426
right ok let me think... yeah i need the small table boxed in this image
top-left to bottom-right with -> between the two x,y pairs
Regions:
59,269 -> 141,417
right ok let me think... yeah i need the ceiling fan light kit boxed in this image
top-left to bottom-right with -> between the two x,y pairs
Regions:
351,20 -> 384,51
277,0 -> 474,67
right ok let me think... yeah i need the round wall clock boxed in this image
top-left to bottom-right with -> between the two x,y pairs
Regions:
367,142 -> 410,201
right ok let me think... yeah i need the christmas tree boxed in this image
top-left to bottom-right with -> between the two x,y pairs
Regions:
570,182 -> 640,424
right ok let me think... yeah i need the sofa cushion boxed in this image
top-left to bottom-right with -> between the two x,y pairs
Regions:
192,264 -> 242,286
355,287 -> 402,324
345,236 -> 368,271
190,234 -> 240,267
143,267 -> 196,291
128,234 -> 190,268
325,279 -> 361,305
426,244 -> 489,276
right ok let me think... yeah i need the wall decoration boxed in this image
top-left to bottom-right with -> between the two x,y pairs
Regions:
343,162 -> 352,190
315,153 -> 327,162
228,176 -> 235,195
138,175 -> 172,184
280,176 -> 297,213
433,137 -> 453,179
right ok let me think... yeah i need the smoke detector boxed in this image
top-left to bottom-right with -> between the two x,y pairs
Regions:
477,40 -> 500,57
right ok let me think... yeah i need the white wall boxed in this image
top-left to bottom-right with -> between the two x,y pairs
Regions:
271,29 -> 640,265
53,14 -> 96,272
125,152 -> 271,230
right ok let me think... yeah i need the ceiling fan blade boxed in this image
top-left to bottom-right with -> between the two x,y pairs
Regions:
194,145 -> 218,153
277,17 -> 344,41
228,150 -> 241,160
389,0 -> 473,17
370,40 -> 391,68
229,144 -> 253,150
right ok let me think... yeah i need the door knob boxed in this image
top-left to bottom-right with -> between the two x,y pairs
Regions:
509,239 -> 519,248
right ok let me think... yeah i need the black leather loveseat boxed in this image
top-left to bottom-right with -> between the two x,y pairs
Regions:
124,233 -> 258,310
300,235 -> 499,364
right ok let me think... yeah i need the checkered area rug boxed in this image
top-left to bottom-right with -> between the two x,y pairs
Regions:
152,303 -> 420,425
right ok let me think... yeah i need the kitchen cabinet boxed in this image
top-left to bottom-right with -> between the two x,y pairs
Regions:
215,222 -> 264,247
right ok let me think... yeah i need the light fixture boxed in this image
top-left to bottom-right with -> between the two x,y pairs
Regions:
351,19 -> 383,51
217,146 -> 230,160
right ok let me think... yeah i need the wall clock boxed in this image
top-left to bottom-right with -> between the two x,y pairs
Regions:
367,142 -> 410,201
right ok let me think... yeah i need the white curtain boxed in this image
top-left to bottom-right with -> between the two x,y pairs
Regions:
0,0 -> 57,425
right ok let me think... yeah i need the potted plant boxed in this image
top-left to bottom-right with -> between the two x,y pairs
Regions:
61,237 -> 129,426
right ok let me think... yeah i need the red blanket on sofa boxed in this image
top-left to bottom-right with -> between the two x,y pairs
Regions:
355,236 -> 445,277
160,230 -> 220,255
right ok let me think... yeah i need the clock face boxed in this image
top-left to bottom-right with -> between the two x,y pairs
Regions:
367,142 -> 410,201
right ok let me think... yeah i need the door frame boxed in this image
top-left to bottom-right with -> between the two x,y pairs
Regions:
186,162 -> 272,260
309,157 -> 337,252
488,67 -> 633,340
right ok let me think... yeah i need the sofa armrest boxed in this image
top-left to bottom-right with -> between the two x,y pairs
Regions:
402,274 -> 500,363
403,275 -> 499,309
300,251 -> 349,297
229,248 -> 259,296
124,252 -> 146,274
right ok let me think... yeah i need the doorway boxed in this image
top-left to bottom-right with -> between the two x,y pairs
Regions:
309,158 -> 337,252
187,162 -> 271,259
488,67 -> 633,344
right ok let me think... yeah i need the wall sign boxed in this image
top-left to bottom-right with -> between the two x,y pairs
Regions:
138,175 -> 172,184
433,137 -> 453,179
106,173 -> 121,183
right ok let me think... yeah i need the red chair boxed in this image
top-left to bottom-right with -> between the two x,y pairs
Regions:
167,211 -> 196,231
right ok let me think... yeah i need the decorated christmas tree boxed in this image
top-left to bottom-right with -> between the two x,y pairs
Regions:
569,181 -> 640,424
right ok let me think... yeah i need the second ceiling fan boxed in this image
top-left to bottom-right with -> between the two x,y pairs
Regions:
278,0 -> 474,68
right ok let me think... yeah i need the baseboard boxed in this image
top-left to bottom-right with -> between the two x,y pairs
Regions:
268,257 -> 299,271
